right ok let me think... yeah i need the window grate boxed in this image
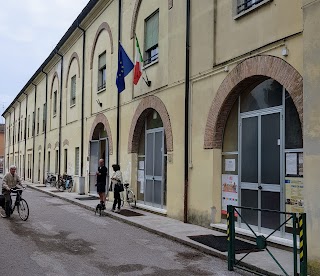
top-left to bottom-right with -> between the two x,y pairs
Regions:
237,0 -> 265,13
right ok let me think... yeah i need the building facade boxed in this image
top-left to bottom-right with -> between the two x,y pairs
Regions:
2,0 -> 320,272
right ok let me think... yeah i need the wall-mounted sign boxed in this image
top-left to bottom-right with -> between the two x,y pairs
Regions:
285,177 -> 304,227
225,159 -> 236,172
221,174 -> 238,214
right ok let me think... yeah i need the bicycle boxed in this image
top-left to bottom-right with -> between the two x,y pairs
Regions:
120,183 -> 136,209
0,187 -> 29,221
56,174 -> 73,192
45,172 -> 57,187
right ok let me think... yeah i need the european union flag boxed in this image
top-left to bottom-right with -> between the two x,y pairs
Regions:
116,42 -> 134,93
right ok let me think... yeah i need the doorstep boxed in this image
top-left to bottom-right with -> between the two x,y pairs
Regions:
210,223 -> 297,249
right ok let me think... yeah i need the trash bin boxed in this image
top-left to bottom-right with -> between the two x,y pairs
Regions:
78,176 -> 85,195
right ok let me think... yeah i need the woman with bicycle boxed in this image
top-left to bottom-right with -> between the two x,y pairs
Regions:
1,165 -> 23,218
110,164 -> 123,213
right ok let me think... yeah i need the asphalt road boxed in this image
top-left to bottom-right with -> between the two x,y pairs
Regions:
0,177 -> 253,276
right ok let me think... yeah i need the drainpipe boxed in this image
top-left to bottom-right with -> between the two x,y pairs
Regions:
13,107 -> 15,166
78,23 -> 86,178
184,0 -> 191,223
56,51 -> 63,176
116,0 -> 122,164
42,70 -> 48,183
32,83 -> 37,183
17,100 -> 21,175
22,92 -> 28,180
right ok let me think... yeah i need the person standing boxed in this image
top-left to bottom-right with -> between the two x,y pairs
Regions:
111,164 -> 123,213
2,165 -> 22,218
96,159 -> 108,210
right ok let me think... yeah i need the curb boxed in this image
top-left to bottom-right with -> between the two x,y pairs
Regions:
27,184 -> 276,276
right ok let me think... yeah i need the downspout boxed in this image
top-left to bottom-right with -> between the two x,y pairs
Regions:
42,70 -> 48,183
116,0 -> 122,164
17,100 -> 21,174
22,92 -> 28,180
78,24 -> 86,178
56,51 -> 63,176
32,84 -> 37,183
184,0 -> 191,223
13,107 -> 15,166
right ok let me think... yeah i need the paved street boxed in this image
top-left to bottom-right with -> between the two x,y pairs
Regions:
0,178 -> 253,276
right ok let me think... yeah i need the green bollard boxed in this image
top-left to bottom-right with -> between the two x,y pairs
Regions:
299,213 -> 308,276
227,205 -> 235,271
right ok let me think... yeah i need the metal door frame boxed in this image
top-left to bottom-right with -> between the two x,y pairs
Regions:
145,127 -> 165,208
238,105 -> 284,235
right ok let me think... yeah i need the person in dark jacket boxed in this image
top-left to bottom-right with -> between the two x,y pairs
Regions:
96,159 -> 108,210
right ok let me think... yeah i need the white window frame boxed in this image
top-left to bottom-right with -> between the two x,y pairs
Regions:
233,0 -> 273,19
98,52 -> 106,91
144,10 -> 159,66
70,75 -> 76,106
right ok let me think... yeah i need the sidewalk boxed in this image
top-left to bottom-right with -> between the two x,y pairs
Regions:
25,181 -> 296,276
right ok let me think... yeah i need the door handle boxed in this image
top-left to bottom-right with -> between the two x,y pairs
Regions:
258,185 -> 262,190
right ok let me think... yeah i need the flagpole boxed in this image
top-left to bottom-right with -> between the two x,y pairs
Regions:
116,0 -> 122,165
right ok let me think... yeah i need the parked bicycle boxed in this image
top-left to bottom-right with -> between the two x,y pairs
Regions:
0,187 -> 29,220
56,174 -> 73,192
120,183 -> 136,208
45,172 -> 57,187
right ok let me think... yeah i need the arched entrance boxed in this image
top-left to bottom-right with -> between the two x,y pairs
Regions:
222,79 -> 303,235
128,95 -> 173,210
89,123 -> 109,194
136,109 -> 167,209
204,55 -> 303,236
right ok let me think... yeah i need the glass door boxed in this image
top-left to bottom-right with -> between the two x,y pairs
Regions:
145,128 -> 164,208
240,108 -> 282,233
89,140 -> 99,194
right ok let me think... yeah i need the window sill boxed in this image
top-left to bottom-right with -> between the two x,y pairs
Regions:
97,88 -> 106,94
234,0 -> 273,20
143,59 -> 159,70
70,104 -> 76,109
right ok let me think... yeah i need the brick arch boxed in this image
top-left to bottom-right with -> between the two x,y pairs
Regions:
128,95 -> 173,153
130,0 -> 173,39
90,22 -> 114,70
38,145 -> 42,151
63,139 -> 69,147
204,55 -> 303,149
47,143 -> 51,149
54,142 -> 59,149
89,113 -> 113,155
65,52 -> 81,88
50,72 -> 59,99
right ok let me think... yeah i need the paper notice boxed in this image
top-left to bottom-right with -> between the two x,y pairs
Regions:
286,153 -> 297,175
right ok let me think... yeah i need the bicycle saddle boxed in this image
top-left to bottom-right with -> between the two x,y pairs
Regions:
124,183 -> 129,188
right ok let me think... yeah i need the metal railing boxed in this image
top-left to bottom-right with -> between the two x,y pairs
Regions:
227,205 -> 308,276
237,0 -> 265,13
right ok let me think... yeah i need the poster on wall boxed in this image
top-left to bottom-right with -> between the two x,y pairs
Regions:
285,177 -> 304,227
225,159 -> 236,172
221,174 -> 239,215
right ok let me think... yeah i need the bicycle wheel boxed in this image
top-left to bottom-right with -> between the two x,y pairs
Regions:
120,191 -> 124,207
127,190 -> 136,208
51,179 -> 57,187
67,181 -> 73,192
18,199 -> 29,221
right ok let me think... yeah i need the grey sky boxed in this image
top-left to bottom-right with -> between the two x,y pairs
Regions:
0,0 -> 89,123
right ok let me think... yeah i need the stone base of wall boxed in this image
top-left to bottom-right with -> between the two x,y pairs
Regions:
308,259 -> 320,276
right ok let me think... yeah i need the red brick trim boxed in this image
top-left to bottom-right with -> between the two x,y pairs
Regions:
204,55 -> 303,149
128,95 -> 173,153
90,22 -> 114,70
130,0 -> 173,39
65,52 -> 81,88
50,72 -> 59,99
88,113 -> 113,155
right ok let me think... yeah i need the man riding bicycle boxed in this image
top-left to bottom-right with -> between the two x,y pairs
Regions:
1,165 -> 22,218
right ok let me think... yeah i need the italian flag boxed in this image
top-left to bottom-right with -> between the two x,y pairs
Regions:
133,36 -> 143,85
